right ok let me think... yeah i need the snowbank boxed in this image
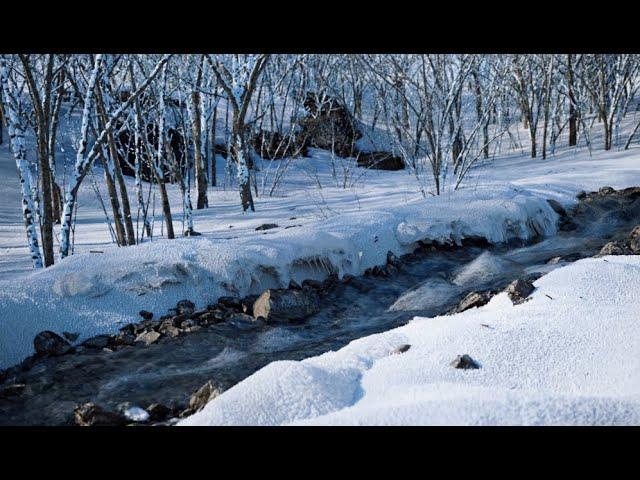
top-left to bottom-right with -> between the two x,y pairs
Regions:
180,256 -> 640,426
0,185 -> 557,369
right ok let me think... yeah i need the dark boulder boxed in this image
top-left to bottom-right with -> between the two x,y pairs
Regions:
81,335 -> 111,349
599,186 -> 616,196
451,354 -> 481,370
453,291 -> 493,314
356,151 -> 405,171
251,130 -> 308,160
33,331 -> 71,356
505,278 -> 535,305
175,299 -> 195,316
139,310 -> 153,321
255,223 -> 279,231
296,92 -> 362,158
253,288 -> 320,322
598,241 -> 632,256
0,383 -> 26,399
629,225 -> 640,253
391,344 -> 411,355
74,402 -> 129,426
189,380 -> 220,412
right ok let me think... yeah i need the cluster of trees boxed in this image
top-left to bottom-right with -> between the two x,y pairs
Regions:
0,53 -> 638,269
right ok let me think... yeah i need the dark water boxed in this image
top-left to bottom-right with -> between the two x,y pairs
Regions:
1,193 -> 639,425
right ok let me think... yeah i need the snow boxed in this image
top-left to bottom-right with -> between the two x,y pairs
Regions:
1,114 -> 640,370
180,256 -> 640,426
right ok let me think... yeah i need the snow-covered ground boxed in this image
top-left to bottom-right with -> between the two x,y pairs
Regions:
1,115 -> 640,372
180,255 -> 640,426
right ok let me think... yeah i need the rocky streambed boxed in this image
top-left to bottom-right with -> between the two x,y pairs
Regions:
1,186 -> 640,426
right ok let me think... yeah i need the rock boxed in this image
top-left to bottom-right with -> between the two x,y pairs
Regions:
240,295 -> 259,316
217,296 -> 242,311
598,241 -> 632,256
253,288 -> 320,322
599,186 -> 616,195
146,403 -> 173,422
189,380 -> 221,412
119,323 -> 136,335
288,279 -> 302,290
356,151 -> 405,170
629,225 -> 640,253
302,279 -> 323,290
227,313 -> 261,330
451,354 -> 480,370
251,129 -> 308,160
255,223 -> 279,231
74,403 -> 128,426
197,311 -> 224,326
505,278 -> 535,305
134,330 -> 161,346
33,331 -> 72,356
164,326 -> 181,338
454,291 -> 493,313
180,319 -> 197,329
386,251 -> 400,266
139,310 -> 154,321
576,190 -> 587,200
81,335 -> 111,349
391,344 -> 411,355
619,186 -> 640,198
62,332 -> 79,342
0,383 -> 26,399
546,199 -> 567,217
176,299 -> 195,316
184,229 -> 202,237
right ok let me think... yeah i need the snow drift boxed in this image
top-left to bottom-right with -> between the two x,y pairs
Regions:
0,184 -> 557,369
181,256 -> 640,426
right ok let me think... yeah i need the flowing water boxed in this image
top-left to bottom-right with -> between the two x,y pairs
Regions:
1,192 -> 639,425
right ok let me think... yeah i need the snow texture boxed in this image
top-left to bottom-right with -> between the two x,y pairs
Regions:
180,256 -> 640,426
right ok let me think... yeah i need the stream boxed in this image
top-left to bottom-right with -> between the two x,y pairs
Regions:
1,190 -> 639,425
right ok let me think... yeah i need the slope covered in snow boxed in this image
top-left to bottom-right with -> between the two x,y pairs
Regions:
180,256 -> 640,426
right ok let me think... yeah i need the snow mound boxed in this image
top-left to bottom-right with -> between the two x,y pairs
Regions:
0,185 -> 557,369
181,256 -> 640,426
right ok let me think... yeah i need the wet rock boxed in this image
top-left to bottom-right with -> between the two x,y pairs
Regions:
175,299 -> 195,316
451,354 -> 480,370
619,186 -> 640,198
146,403 -> 173,422
119,323 -> 135,335
302,279 -> 323,290
255,223 -> 279,231
139,310 -> 154,321
134,330 -> 161,346
288,279 -> 302,290
391,344 -> 411,355
189,380 -> 221,412
598,241 -> 632,256
81,335 -> 111,349
453,291 -> 493,313
74,403 -> 128,426
241,295 -> 259,316
629,225 -> 640,253
576,190 -> 587,200
253,288 -> 320,322
33,331 -> 72,356
217,296 -> 242,311
227,313 -> 261,330
546,199 -> 567,217
599,186 -> 616,196
0,383 -> 26,399
505,278 -> 535,305
356,151 -> 405,171
386,251 -> 400,266
197,311 -> 224,326
62,332 -> 79,342
113,332 -> 136,346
